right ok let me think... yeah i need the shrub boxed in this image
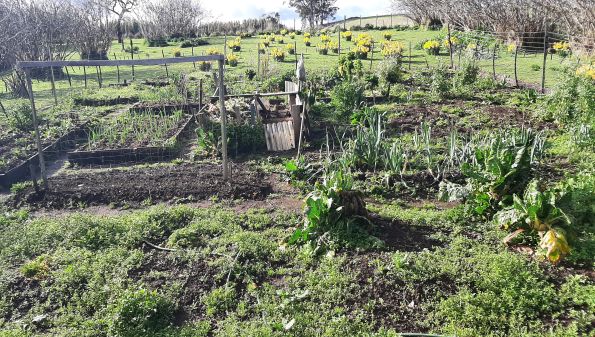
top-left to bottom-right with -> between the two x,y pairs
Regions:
172,48 -> 182,57
304,37 -> 311,46
376,58 -> 403,97
199,61 -> 212,71
541,67 -> 595,125
429,66 -> 450,101
330,80 -> 365,118
145,38 -> 168,47
110,288 -> 174,337
383,32 -> 392,40
2,102 -> 34,132
245,69 -> 257,80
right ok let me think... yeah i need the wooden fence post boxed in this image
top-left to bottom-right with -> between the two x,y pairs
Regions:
83,66 -> 87,88
24,70 -> 48,188
162,50 -> 169,78
492,45 -> 497,81
217,58 -> 229,180
447,23 -> 454,68
541,28 -> 548,93
114,53 -> 120,83
514,43 -> 519,87
130,38 -> 135,80
409,41 -> 412,70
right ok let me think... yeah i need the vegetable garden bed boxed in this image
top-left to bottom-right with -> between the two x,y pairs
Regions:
0,124 -> 88,188
129,102 -> 202,114
68,110 -> 194,166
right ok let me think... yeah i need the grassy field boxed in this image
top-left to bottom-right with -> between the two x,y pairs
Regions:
0,27 -> 578,111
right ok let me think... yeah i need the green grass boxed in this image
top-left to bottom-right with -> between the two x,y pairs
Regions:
0,202 -> 592,336
0,28 -> 575,112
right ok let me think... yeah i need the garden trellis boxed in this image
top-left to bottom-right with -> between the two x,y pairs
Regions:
15,54 -> 230,189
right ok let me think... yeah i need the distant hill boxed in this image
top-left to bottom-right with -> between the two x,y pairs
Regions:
322,14 -> 414,30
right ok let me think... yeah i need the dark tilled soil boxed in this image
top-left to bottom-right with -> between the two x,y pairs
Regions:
371,215 -> 444,251
128,249 -> 219,324
345,253 -> 457,333
12,163 -> 272,209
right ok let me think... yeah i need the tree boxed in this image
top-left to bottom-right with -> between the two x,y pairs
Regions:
96,0 -> 139,45
289,0 -> 338,30
141,0 -> 207,40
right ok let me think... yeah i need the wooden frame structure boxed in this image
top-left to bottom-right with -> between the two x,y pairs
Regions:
16,55 -> 230,188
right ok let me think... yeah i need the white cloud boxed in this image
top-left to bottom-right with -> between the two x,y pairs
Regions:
202,0 -> 392,28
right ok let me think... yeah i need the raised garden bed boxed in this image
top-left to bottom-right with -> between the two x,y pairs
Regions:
74,96 -> 139,107
0,124 -> 88,188
129,102 -> 202,114
67,111 -> 195,166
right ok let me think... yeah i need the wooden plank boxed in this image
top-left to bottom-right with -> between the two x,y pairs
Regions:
16,55 -> 224,69
211,91 -> 299,99
264,124 -> 272,151
271,123 -> 280,151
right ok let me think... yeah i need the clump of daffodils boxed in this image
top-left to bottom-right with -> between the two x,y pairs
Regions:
227,37 -> 241,52
381,41 -> 404,58
342,31 -> 353,41
207,48 -> 222,55
576,64 -> 595,80
423,40 -> 440,55
226,53 -> 239,66
552,41 -> 571,57
270,47 -> 286,61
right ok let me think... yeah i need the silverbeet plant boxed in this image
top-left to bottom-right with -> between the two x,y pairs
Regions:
496,180 -> 571,264
288,166 -> 381,253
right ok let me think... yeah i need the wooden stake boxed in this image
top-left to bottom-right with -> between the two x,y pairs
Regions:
514,44 -> 519,87
64,66 -> 72,87
83,66 -> 87,88
24,70 -> 48,188
130,38 -> 135,79
217,59 -> 229,180
409,41 -> 412,70
541,27 -> 548,93
447,23 -> 454,68
162,50 -> 169,78
114,53 -> 120,83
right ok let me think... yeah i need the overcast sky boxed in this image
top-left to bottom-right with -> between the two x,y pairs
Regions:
202,0 -> 393,28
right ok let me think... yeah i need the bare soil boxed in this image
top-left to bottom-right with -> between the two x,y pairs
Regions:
12,163 -> 273,209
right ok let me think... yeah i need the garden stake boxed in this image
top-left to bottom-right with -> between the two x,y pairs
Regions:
83,66 -> 87,88
447,23 -> 454,68
114,53 -> 120,83
492,45 -> 497,81
217,58 -> 229,181
541,26 -> 548,93
130,38 -> 135,79
23,69 -> 48,188
514,43 -> 519,87
162,50 -> 169,78
408,41 -> 412,70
